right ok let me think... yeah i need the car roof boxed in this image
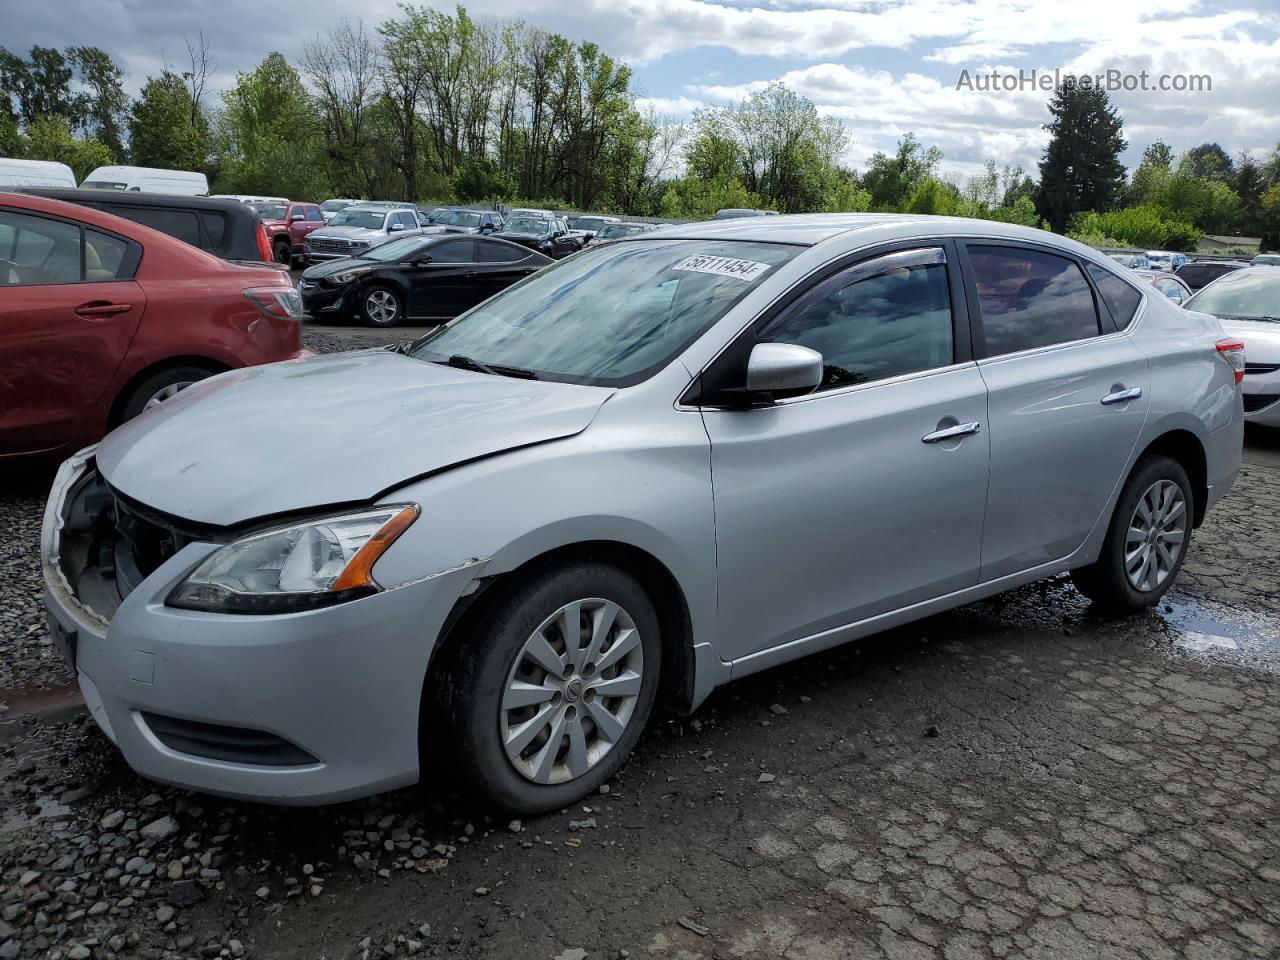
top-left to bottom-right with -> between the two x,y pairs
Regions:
16,187 -> 253,212
642,212 -> 1109,250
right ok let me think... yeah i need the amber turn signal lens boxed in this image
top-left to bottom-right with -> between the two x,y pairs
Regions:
332,505 -> 421,592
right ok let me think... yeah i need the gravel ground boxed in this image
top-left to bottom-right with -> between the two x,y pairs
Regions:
2,326 -> 1279,960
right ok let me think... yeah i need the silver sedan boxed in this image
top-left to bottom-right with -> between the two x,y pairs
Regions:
43,215 -> 1243,813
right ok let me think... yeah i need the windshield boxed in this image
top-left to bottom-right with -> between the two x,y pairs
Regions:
599,225 -> 646,240
506,217 -> 550,236
328,209 -> 388,229
411,239 -> 797,386
575,218 -> 609,231
82,180 -> 128,190
438,210 -> 482,228
320,200 -> 351,212
1188,270 -> 1280,318
252,203 -> 287,220
363,236 -> 431,262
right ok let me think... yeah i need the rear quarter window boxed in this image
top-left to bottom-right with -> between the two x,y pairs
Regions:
1086,264 -> 1144,328
106,205 -> 201,247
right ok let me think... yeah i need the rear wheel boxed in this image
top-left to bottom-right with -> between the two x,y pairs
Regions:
116,365 -> 216,424
360,286 -> 403,327
438,562 -> 661,814
1071,455 -> 1193,611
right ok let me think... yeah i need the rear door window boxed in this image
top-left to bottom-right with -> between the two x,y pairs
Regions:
966,245 -> 1101,356
430,240 -> 475,263
306,206 -> 324,222
477,240 -> 521,263
1086,263 -> 1143,328
200,212 -> 226,250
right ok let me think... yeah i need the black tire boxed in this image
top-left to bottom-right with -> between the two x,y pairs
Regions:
1071,454 -> 1193,611
116,365 -> 216,424
272,241 -> 291,265
359,285 -> 404,327
438,561 -> 661,814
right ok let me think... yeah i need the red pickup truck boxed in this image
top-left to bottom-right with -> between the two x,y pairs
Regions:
252,201 -> 326,265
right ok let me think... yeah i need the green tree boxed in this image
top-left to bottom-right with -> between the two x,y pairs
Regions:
862,133 -> 942,211
1234,153 -> 1266,236
1183,143 -> 1234,183
1035,81 -> 1128,232
0,46 -> 76,125
67,46 -> 129,159
214,53 -> 325,199
452,155 -> 516,201
20,115 -> 114,180
129,71 -> 209,170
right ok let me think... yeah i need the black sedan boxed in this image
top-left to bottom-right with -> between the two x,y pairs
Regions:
298,234 -> 552,326
492,215 -> 581,259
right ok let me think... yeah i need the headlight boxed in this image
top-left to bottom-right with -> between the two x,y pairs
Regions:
327,266 -> 373,285
168,505 -> 419,614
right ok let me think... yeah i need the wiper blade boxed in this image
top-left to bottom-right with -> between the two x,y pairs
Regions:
1221,314 -> 1280,324
443,354 -> 539,379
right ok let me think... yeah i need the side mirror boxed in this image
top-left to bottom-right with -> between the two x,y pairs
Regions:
389,222 -> 406,232
413,256 -> 434,267
745,343 -> 823,399
290,213 -> 304,222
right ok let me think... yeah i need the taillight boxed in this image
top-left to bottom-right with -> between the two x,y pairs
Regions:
255,224 -> 273,262
245,286 -> 303,319
1216,338 -> 1245,384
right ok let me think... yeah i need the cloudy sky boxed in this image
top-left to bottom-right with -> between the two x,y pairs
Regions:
10,0 -> 1280,180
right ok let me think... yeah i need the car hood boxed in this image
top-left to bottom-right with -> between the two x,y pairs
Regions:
1216,317 -> 1280,362
96,350 -> 614,526
310,225 -> 386,242
494,232 -> 544,245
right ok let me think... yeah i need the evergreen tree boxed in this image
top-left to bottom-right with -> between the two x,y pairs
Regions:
1035,81 -> 1127,232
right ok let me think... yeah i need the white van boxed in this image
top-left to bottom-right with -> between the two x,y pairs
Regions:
0,158 -> 78,188
81,165 -> 209,196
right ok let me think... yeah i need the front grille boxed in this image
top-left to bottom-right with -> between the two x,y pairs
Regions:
1245,362 -> 1280,376
308,237 -> 352,254
142,713 -> 319,767
1243,393 -> 1280,413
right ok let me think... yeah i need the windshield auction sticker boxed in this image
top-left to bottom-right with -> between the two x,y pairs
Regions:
672,255 -> 771,282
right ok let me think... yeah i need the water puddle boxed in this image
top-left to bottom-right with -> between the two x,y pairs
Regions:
1150,591 -> 1280,671
0,683 -> 84,744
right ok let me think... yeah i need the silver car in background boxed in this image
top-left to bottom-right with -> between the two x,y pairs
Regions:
1187,265 -> 1280,427
305,203 -> 423,263
43,215 -> 1243,814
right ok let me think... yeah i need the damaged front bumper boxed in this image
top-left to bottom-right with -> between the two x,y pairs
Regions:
40,450 -> 480,804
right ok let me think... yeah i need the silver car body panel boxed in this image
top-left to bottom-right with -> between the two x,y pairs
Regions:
95,350 -> 614,526
44,214 -> 1243,803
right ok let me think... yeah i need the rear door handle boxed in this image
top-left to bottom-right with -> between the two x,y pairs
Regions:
75,301 -> 133,319
1101,387 -> 1142,405
922,421 -> 981,443
464,271 -> 478,279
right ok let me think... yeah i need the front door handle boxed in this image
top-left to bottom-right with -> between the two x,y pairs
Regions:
922,421 -> 981,443
75,301 -> 133,319
464,271 -> 478,279
1101,387 -> 1142,405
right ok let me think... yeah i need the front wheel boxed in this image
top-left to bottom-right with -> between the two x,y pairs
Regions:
440,562 -> 661,814
360,285 -> 403,327
1071,454 -> 1193,611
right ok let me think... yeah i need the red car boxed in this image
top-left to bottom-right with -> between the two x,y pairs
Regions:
0,192 -> 309,460
252,201 -> 327,265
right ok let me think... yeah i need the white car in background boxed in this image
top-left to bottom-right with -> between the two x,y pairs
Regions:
1187,266 -> 1280,426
